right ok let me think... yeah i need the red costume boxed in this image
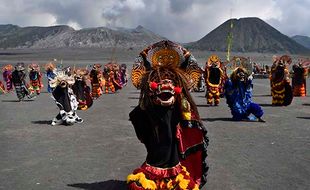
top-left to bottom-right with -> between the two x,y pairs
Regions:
89,64 -> 103,99
292,60 -> 309,97
28,63 -> 43,95
128,40 -> 208,190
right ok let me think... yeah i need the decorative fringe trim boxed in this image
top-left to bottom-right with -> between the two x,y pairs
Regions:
127,166 -> 199,190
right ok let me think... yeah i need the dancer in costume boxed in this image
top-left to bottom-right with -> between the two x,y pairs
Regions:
11,63 -> 33,101
292,60 -> 308,97
2,64 -> 13,92
72,68 -> 93,110
224,67 -> 265,122
49,71 -> 83,126
270,55 -> 293,106
103,63 -> 122,93
127,40 -> 209,190
28,63 -> 43,95
204,55 -> 225,106
120,63 -> 128,86
45,62 -> 57,93
89,64 -> 103,99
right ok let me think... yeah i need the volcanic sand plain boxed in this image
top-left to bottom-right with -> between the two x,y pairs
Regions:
0,48 -> 309,190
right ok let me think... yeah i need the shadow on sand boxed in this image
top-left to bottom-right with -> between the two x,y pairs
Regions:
296,116 -> 310,120
302,103 -> 310,106
68,180 -> 127,190
252,94 -> 271,97
2,99 -> 35,102
31,120 -> 52,125
259,103 -> 274,107
2,100 -> 20,102
128,97 -> 139,100
201,117 -> 233,122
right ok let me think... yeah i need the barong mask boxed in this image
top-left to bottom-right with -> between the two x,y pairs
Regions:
74,69 -> 89,81
207,54 -> 221,68
231,67 -> 249,83
148,72 -> 182,107
131,40 -> 201,115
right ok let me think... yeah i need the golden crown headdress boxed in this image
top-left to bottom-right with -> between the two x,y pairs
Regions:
131,40 -> 201,89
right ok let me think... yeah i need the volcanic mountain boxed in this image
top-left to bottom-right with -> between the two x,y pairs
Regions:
0,24 -> 165,49
291,35 -> 310,49
188,17 -> 309,54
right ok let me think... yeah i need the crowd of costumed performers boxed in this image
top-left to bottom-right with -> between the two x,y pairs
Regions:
128,40 -> 209,190
88,62 -> 128,99
204,54 -> 226,106
0,62 -> 44,100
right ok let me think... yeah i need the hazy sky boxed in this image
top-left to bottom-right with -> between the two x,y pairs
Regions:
0,0 -> 309,42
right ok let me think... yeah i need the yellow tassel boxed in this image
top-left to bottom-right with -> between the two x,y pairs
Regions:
178,178 -> 190,189
175,174 -> 190,190
127,172 -> 157,190
167,180 -> 173,189
139,176 -> 156,190
127,173 -> 140,183
193,184 -> 200,190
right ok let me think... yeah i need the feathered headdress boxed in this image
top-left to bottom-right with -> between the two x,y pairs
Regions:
49,70 -> 75,88
28,63 -> 40,72
45,62 -> 56,71
2,64 -> 13,72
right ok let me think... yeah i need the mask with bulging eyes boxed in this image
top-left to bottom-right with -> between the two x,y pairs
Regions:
149,79 -> 182,107
236,69 -> 246,81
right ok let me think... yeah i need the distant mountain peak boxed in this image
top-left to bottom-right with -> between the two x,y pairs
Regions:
188,17 -> 309,54
0,24 -> 165,49
291,35 -> 310,49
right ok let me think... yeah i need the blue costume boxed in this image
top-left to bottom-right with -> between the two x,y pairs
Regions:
225,76 -> 264,121
46,70 -> 56,93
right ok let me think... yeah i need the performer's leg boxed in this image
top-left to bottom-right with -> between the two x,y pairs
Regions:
231,109 -> 246,121
247,102 -> 265,122
214,92 -> 220,106
207,92 -> 212,105
51,113 -> 63,126
111,85 -> 115,93
105,85 -> 109,94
